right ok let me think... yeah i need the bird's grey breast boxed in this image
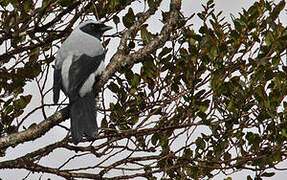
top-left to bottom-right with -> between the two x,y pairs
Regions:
55,30 -> 104,69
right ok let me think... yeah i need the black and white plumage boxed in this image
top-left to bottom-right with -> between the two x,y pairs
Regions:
53,20 -> 112,144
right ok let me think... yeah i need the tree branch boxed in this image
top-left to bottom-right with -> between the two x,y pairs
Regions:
0,0 -> 182,150
97,0 -> 182,92
0,107 -> 69,149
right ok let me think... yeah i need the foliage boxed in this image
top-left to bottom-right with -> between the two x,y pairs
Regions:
0,0 -> 287,179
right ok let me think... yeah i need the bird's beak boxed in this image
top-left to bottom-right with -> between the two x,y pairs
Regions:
101,25 -> 112,32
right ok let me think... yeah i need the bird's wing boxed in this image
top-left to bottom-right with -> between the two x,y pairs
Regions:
68,53 -> 104,101
53,68 -> 62,103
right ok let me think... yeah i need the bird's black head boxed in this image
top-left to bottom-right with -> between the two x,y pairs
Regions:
79,21 -> 112,39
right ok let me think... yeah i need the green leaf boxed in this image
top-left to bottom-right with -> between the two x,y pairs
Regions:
3,104 -> 13,116
195,137 -> 205,150
183,148 -> 193,158
130,88 -> 136,94
272,57 -> 280,66
247,175 -> 252,180
151,133 -> 159,145
281,129 -> 287,138
261,172 -> 275,177
0,0 -> 9,6
272,151 -> 281,162
123,8 -> 135,28
103,38 -> 111,48
129,116 -> 139,125
207,0 -> 214,7
59,0 -> 73,7
6,125 -> 17,134
101,117 -> 108,128
227,100 -> 236,112
269,0 -> 285,21
197,13 -> 205,21
107,82 -> 119,93
147,0 -> 154,7
142,55 -> 156,80
109,0 -> 120,10
125,68 -> 134,85
28,47 -> 40,62
199,100 -> 210,112
161,10 -> 169,23
160,136 -> 168,147
113,15 -> 120,25
14,95 -> 32,110
23,0 -> 33,12
265,32 -> 274,46
141,25 -> 153,44
224,152 -> 232,162
109,102 -> 115,110
224,178 -> 232,180
131,73 -> 140,87
210,45 -> 218,57
158,47 -> 172,59
128,41 -> 135,49
41,0 -> 49,8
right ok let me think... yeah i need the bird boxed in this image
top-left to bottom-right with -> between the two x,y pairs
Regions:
53,20 -> 112,144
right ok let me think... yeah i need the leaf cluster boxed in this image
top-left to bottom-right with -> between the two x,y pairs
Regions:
104,0 -> 287,179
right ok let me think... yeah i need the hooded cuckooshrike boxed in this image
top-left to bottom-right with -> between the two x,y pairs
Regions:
53,20 -> 112,144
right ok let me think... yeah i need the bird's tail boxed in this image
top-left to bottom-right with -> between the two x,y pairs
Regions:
70,92 -> 98,144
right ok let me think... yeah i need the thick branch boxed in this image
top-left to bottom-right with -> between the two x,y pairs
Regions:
0,107 -> 69,149
0,158 -> 104,179
96,0 -> 181,93
0,0 -> 182,150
